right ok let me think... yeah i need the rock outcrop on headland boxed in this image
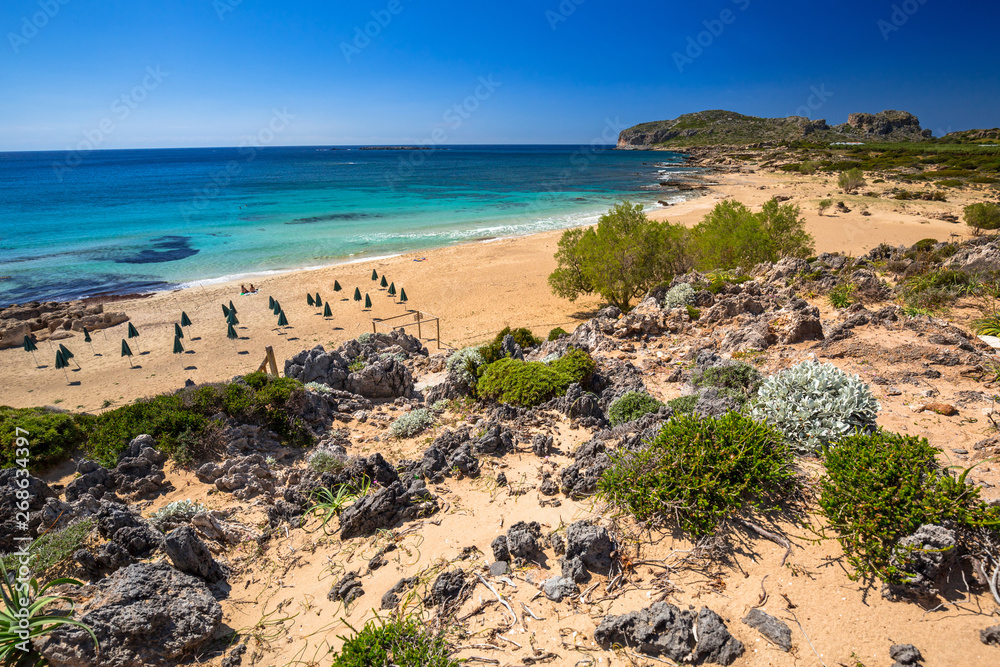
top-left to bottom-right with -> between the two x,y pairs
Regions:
0,301 -> 129,350
617,109 -> 933,149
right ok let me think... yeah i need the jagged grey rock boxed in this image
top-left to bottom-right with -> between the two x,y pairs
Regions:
980,625 -> 1000,646
506,521 -> 542,560
564,521 -> 614,573
543,576 -> 578,602
427,569 -> 467,606
34,562 -> 222,667
163,525 -> 225,583
742,608 -> 792,651
491,535 -> 510,562
595,602 -> 743,665
0,468 -> 57,552
889,643 -> 922,665
338,478 -> 438,539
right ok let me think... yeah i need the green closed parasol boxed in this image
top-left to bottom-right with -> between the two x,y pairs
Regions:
173,335 -> 184,355
228,300 -> 237,315
334,280 -> 342,292
364,293 -> 372,309
307,294 -> 314,307
174,323 -> 184,339
226,310 -> 239,326
58,343 -> 80,369
83,327 -> 95,354
315,293 -> 322,307
324,302 -> 332,318
371,269 -> 378,281
227,322 -> 239,349
277,310 -> 289,327
55,349 -> 70,381
126,322 -> 141,352
353,287 -> 362,303
222,304 -> 230,317
387,282 -> 397,297
181,311 -> 192,327
380,275 -> 388,288
23,335 -> 39,367
399,288 -> 408,304
272,300 -> 281,315
121,339 -> 134,367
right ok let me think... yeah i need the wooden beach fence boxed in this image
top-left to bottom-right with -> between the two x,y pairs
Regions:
371,310 -> 442,350
256,346 -> 280,376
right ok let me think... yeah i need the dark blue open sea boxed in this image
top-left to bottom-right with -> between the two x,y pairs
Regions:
0,145 -> 691,304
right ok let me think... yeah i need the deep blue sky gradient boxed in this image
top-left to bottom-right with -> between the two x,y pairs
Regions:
2,0 -> 998,150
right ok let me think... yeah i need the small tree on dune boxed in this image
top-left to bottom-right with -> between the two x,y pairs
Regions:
838,168 -> 866,194
964,202 -> 1000,236
818,199 -> 833,216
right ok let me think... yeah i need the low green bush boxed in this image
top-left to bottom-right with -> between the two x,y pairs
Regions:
547,327 -> 568,341
819,430 -> 1000,584
479,327 -> 543,365
330,615 -> 458,667
0,519 -> 95,574
607,391 -> 663,426
662,283 -> 696,309
666,394 -> 699,414
445,346 -> 485,388
476,349 -> 594,407
598,412 -> 796,536
690,361 -> 761,405
0,407 -> 90,472
750,361 -> 879,455
829,282 -> 857,309
86,373 -> 310,466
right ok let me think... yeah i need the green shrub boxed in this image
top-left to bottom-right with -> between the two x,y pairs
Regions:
838,168 -> 866,194
598,412 -> 796,536
964,202 -> 1000,234
690,361 -> 761,405
666,394 -> 699,414
548,348 -> 597,385
549,201 -> 691,312
607,391 -> 663,426
662,283 -> 696,309
479,327 -> 543,365
829,282 -> 857,309
86,374 -> 310,466
818,199 -> 833,216
750,361 -> 879,455
0,407 -> 90,472
330,615 -> 458,667
686,305 -> 701,321
309,450 -> 347,474
0,519 -> 95,574
819,430 -> 1000,584
388,409 -> 435,439
691,199 -> 814,271
149,500 -> 207,529
547,327 -> 568,341
476,350 -> 595,407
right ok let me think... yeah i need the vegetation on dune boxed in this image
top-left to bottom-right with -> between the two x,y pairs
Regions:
0,406 -> 90,472
478,327 -> 542,365
329,615 -> 458,667
689,361 -> 762,405
964,202 -> 1000,235
606,390 -> 663,427
819,430 -> 1000,584
0,519 -> 95,575
549,199 -> 811,310
548,201 -> 690,312
598,412 -> 797,537
476,348 -> 595,407
388,409 -> 435,439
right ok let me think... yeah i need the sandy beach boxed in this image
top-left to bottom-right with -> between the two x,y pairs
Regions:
0,166 -> 979,412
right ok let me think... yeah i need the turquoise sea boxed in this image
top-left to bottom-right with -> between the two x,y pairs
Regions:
0,145 -> 691,304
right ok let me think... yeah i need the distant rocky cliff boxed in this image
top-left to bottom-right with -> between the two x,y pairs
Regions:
617,109 -> 933,149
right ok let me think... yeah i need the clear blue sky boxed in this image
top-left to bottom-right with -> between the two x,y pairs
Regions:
2,0 -> 998,150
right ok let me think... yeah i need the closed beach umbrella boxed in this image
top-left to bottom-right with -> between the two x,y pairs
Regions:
315,293 -> 322,307
174,323 -> 184,339
227,322 -> 239,349
23,335 -> 39,367
399,288 -> 408,304
371,269 -> 378,281
388,282 -> 397,297
272,300 -> 282,315
55,349 -> 70,382
323,302 -> 332,318
277,310 -> 289,327
58,343 -> 80,369
334,280 -> 342,292
364,293 -> 372,309
83,327 -> 95,354
121,339 -> 134,367
380,275 -> 388,288
228,300 -> 237,315
353,287 -> 362,303
173,335 -> 184,355
126,322 -> 142,352
269,296 -> 276,309
180,311 -> 192,327
226,310 -> 239,326
307,294 -> 314,307
222,303 -> 230,318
